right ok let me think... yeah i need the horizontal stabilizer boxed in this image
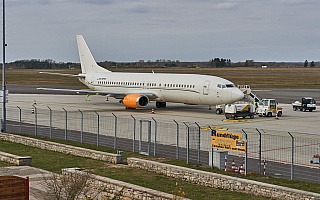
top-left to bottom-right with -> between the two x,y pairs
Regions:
39,72 -> 86,78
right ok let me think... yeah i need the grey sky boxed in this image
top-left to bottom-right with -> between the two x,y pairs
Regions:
4,0 -> 320,62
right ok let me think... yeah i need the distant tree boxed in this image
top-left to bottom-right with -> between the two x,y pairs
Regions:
304,60 -> 308,67
245,60 -> 254,67
310,61 -> 315,67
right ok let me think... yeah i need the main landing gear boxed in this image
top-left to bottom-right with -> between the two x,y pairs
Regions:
156,102 -> 166,108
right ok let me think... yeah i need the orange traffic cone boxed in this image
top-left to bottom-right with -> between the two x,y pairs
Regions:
33,99 -> 37,105
231,160 -> 236,171
239,163 -> 245,174
31,108 -> 35,114
151,108 -> 155,114
275,113 -> 278,119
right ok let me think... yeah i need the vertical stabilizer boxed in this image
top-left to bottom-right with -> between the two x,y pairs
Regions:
76,35 -> 110,74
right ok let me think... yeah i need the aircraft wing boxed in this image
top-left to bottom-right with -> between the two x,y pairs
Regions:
36,87 -> 158,99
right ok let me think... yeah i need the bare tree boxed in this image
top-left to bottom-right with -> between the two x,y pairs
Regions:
42,171 -> 97,200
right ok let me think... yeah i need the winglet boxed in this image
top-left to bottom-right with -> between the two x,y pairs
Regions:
76,35 -> 110,74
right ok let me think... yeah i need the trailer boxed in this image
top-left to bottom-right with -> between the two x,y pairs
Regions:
292,97 -> 316,112
224,103 -> 255,120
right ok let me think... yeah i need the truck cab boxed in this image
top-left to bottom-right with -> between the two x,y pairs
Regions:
257,99 -> 283,117
292,97 -> 316,112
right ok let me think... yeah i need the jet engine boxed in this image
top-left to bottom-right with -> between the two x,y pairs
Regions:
122,94 -> 149,109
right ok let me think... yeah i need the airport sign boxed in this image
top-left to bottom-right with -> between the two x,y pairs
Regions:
211,130 -> 247,152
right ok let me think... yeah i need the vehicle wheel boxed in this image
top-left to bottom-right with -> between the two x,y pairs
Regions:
216,109 -> 221,115
250,115 -> 254,119
225,116 -> 230,119
234,116 -> 238,120
309,109 -> 313,112
258,115 -> 262,117
267,112 -> 272,117
277,111 -> 282,117
293,107 -> 297,111
156,102 -> 160,108
302,107 -> 306,112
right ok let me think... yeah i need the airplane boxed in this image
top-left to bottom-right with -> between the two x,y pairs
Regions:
37,35 -> 244,109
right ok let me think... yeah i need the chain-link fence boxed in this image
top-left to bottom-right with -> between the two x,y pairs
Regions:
3,106 -> 320,184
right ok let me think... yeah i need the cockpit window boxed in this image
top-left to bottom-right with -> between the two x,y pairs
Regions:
226,84 -> 235,88
217,84 -> 227,88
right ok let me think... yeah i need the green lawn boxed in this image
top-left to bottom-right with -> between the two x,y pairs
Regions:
0,139 -> 270,200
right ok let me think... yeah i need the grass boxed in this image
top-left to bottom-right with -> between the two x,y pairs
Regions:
0,139 -> 270,200
1,135 -> 319,195
3,67 -> 320,88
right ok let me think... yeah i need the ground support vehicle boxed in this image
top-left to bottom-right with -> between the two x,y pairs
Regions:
224,103 -> 255,120
256,99 -> 282,117
310,154 -> 320,164
292,97 -> 316,112
215,104 -> 224,114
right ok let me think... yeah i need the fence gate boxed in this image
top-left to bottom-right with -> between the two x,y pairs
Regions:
139,120 -> 152,155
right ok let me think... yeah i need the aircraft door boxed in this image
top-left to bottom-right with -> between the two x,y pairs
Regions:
203,80 -> 210,95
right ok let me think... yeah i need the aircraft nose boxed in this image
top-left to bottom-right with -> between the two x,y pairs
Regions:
232,89 -> 244,102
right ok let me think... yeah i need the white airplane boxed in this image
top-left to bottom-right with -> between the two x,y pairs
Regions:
38,35 -> 244,109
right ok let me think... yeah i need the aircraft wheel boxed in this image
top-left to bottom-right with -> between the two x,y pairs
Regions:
156,102 -> 166,108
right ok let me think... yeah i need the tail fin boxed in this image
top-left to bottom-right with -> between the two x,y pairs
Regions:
76,35 -> 110,74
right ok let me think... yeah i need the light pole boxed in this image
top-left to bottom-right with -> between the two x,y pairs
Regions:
1,0 -> 6,132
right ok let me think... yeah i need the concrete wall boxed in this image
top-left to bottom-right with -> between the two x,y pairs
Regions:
127,158 -> 320,200
0,151 -> 32,166
0,133 -> 123,164
62,168 -> 190,200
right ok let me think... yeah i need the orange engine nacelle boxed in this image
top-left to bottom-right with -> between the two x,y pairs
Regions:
122,94 -> 149,109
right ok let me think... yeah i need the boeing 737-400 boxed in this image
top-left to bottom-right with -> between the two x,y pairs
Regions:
38,35 -> 244,109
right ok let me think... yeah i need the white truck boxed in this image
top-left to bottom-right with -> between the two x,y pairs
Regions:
292,97 -> 316,112
224,103 -> 255,120
256,99 -> 283,117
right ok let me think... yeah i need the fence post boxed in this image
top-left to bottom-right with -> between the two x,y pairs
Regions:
47,106 -> 52,138
209,126 -> 214,169
288,132 -> 294,180
195,122 -> 201,165
78,109 -> 83,143
131,115 -> 136,152
256,128 -> 262,174
112,113 -> 117,149
33,105 -> 37,136
62,108 -> 67,141
95,111 -> 100,146
17,106 -> 22,134
173,120 -> 179,160
152,117 -> 157,157
183,122 -> 190,164
242,129 -> 248,176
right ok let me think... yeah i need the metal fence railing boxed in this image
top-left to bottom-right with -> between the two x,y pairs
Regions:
3,106 -> 320,184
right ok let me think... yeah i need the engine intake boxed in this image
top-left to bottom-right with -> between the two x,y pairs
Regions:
122,94 -> 149,109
